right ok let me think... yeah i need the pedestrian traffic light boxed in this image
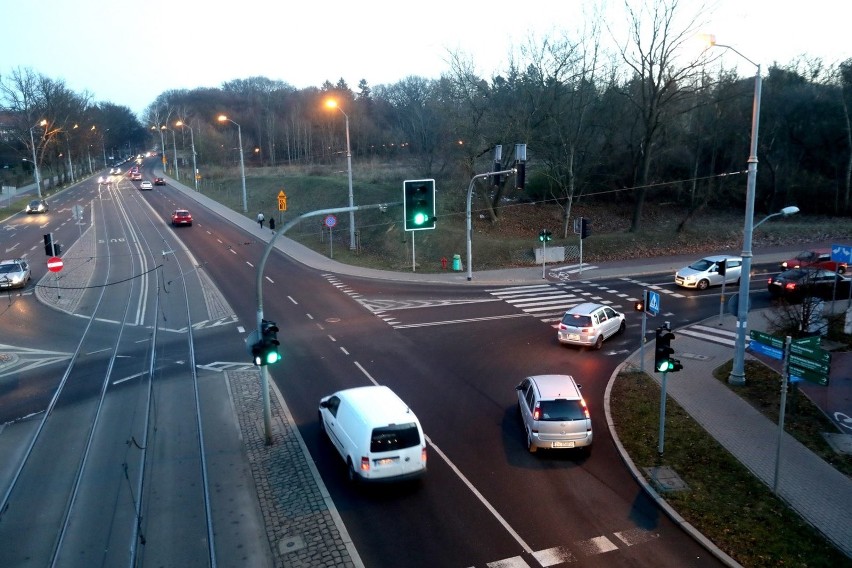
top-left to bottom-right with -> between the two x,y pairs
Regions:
717,260 -> 727,277
252,319 -> 281,366
580,218 -> 590,240
634,299 -> 645,312
538,229 -> 552,242
403,179 -> 436,231
654,326 -> 675,373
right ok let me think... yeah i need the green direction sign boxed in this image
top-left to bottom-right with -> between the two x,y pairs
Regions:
789,342 -> 831,364
750,330 -> 784,349
789,353 -> 830,374
789,366 -> 829,386
792,335 -> 821,348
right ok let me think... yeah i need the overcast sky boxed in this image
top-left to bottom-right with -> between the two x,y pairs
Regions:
3,0 -> 848,117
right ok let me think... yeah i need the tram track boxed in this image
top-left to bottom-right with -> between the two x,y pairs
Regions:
0,180 -> 218,567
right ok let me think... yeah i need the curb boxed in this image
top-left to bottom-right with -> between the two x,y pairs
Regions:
604,359 -> 743,568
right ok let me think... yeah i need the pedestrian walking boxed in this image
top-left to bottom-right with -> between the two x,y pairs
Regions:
269,217 -> 275,232
257,212 -> 265,228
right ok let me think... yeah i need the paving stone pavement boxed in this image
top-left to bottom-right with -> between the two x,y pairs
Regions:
226,369 -> 362,568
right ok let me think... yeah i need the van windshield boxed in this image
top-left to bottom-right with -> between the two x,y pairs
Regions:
539,400 -> 587,421
371,423 -> 420,452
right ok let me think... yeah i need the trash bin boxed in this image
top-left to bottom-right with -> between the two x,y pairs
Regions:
452,254 -> 462,271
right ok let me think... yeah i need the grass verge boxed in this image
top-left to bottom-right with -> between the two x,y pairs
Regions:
610,368 -> 851,567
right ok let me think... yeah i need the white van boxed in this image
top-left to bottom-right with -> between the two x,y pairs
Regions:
318,385 -> 427,482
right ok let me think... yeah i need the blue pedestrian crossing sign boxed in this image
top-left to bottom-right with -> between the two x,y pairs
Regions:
646,290 -> 660,316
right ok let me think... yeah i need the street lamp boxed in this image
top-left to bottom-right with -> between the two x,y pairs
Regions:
706,37 -> 764,385
324,99 -> 356,250
66,124 -> 78,182
159,126 -> 180,181
218,115 -> 248,213
29,119 -> 47,198
176,120 -> 198,191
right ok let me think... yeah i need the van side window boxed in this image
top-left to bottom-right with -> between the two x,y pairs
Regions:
325,395 -> 341,417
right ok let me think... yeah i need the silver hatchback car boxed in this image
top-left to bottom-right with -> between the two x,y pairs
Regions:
516,374 -> 592,453
557,302 -> 626,349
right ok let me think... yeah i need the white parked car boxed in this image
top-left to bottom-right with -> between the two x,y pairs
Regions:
675,255 -> 742,290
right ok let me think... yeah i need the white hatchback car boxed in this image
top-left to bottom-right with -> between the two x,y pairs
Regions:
557,302 -> 626,349
675,255 -> 742,290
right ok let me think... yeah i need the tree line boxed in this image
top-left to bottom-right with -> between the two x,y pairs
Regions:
2,0 -> 850,233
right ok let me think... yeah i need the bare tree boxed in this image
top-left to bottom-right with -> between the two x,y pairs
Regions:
612,0 -> 710,232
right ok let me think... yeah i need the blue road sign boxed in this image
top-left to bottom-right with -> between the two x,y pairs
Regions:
747,340 -> 783,360
647,290 -> 660,316
831,243 -> 852,264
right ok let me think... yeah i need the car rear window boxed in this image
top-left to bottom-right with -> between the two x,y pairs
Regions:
538,400 -> 587,421
370,423 -> 420,452
562,313 -> 592,327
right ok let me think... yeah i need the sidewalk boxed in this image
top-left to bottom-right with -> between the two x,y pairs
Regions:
614,311 -> 852,560
156,170 -> 852,562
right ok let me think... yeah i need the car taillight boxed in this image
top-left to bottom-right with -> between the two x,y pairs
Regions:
580,398 -> 590,419
785,282 -> 797,290
421,447 -> 427,464
557,323 -> 567,330
533,405 -> 541,421
360,457 -> 370,471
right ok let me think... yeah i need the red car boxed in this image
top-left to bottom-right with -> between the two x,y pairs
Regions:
171,209 -> 193,226
780,249 -> 846,274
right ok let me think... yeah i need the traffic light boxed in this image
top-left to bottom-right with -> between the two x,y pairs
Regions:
634,299 -> 645,312
43,233 -> 60,256
654,326 -> 675,373
538,229 -> 552,242
580,218 -> 590,240
717,260 -> 727,277
515,161 -> 526,190
252,319 -> 281,366
403,179 -> 436,231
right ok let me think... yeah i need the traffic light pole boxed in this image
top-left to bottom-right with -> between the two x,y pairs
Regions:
658,370 -> 669,456
466,169 -> 516,281
253,201 -> 400,445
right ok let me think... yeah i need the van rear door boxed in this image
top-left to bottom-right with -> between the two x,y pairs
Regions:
366,423 -> 425,479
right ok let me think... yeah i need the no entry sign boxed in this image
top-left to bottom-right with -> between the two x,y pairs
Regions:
47,257 -> 64,272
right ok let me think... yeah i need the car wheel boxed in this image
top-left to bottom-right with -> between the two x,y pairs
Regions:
594,335 -> 604,350
526,428 -> 537,453
347,458 -> 359,483
697,279 -> 710,290
618,320 -> 626,334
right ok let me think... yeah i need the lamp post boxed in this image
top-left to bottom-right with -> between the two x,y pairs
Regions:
29,119 -> 47,198
66,124 -> 78,182
324,99 -> 356,250
218,115 -> 248,213
176,120 -> 198,191
160,126 -> 179,181
706,37 -> 763,385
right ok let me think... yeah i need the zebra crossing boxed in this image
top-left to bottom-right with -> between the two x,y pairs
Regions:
676,323 -> 739,347
486,281 -> 636,324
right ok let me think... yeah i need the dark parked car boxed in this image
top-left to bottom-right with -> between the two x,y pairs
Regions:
780,249 -> 846,274
767,268 -> 851,302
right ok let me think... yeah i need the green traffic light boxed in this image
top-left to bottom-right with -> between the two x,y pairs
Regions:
413,211 -> 428,225
265,351 -> 281,364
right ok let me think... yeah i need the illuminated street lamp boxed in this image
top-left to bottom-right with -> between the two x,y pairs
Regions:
324,99 -> 356,250
217,114 -> 248,213
706,35 -> 763,385
176,120 -> 198,191
29,119 -> 47,198
151,125 -> 166,169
